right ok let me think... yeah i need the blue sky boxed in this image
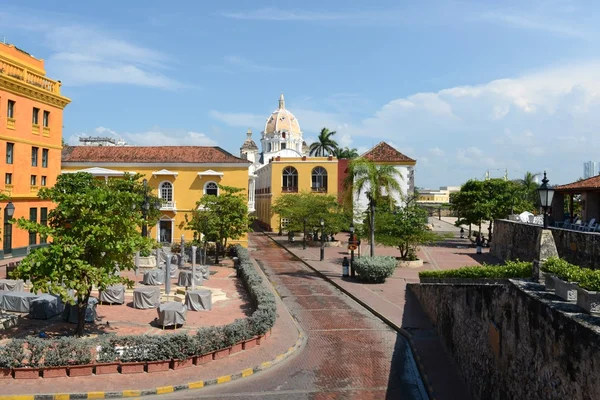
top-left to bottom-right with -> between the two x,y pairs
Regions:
1,0 -> 599,188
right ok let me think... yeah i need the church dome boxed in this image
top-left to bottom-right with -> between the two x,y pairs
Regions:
263,94 -> 302,139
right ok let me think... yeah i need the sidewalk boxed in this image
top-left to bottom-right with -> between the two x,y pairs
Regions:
1,260 -> 302,397
270,233 -> 501,400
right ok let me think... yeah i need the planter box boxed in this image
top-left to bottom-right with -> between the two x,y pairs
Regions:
397,259 -> 423,268
120,362 -> 146,374
94,362 -> 119,375
13,367 -> 40,379
256,335 -> 265,345
0,367 -> 12,379
544,273 -> 555,291
576,287 -> 600,314
213,348 -> 231,360
42,366 -> 68,378
242,338 -> 258,351
419,277 -> 512,285
171,358 -> 193,370
552,276 -> 578,301
146,360 -> 171,373
230,343 -> 243,355
68,364 -> 94,377
193,353 -> 213,366
265,329 -> 272,339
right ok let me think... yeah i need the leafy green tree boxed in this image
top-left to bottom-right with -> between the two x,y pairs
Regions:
12,173 -> 153,336
514,171 -> 540,207
334,147 -> 359,159
375,204 -> 439,260
0,192 -> 9,240
309,128 -> 339,157
188,185 -> 250,264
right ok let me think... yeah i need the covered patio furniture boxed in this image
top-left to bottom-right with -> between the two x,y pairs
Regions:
99,285 -> 125,304
157,302 -> 187,328
198,265 -> 210,280
177,270 -> 203,288
63,297 -> 99,324
0,279 -> 24,292
142,269 -> 164,286
0,292 -> 40,312
133,286 -> 161,309
184,289 -> 212,311
29,294 -> 64,320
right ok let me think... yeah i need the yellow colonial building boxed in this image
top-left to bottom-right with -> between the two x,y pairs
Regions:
61,145 -> 251,246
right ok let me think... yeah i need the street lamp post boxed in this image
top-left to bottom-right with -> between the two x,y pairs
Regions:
349,222 -> 355,278
320,218 -> 325,261
303,218 -> 307,250
5,201 -> 15,218
537,171 -> 555,229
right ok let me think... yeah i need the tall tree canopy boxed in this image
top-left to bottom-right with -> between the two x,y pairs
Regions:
334,147 -> 359,159
309,128 -> 339,157
12,173 -> 154,336
343,158 -> 403,210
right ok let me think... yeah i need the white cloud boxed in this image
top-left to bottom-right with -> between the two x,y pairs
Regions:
429,147 -> 445,156
0,11 -> 183,89
220,8 -> 402,23
223,55 -> 289,72
69,126 -> 217,146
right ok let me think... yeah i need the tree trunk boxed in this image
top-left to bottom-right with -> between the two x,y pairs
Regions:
370,201 -> 375,257
488,220 -> 493,244
75,289 -> 92,337
214,242 -> 220,264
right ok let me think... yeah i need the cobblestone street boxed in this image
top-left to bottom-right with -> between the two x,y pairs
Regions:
154,233 -> 427,399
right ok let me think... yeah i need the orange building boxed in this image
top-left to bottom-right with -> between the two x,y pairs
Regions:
0,43 -> 70,259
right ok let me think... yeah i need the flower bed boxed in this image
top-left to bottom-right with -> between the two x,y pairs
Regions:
419,260 -> 532,281
0,245 -> 277,378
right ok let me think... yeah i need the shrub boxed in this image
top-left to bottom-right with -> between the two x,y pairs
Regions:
97,337 -> 118,363
419,260 -> 532,279
195,326 -> 225,353
353,256 -> 397,283
541,257 -> 582,283
0,339 -> 25,368
169,333 -> 198,359
223,319 -> 252,347
27,337 -> 49,368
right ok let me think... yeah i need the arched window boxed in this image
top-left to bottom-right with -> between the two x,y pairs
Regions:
159,181 -> 173,201
312,167 -> 328,192
282,166 -> 298,192
204,181 -> 219,196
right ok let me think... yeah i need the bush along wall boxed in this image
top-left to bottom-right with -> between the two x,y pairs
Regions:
353,256 -> 397,283
0,245 -> 277,378
419,260 -> 532,283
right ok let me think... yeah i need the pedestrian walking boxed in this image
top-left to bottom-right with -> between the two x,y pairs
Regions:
460,227 -> 464,239
475,234 -> 483,254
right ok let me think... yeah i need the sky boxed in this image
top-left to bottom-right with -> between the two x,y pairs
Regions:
1,0 -> 599,188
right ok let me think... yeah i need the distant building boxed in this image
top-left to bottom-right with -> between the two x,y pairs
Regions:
79,136 -> 127,146
417,186 -> 461,204
583,161 -> 600,179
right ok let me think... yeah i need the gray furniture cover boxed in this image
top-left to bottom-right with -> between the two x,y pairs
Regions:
29,294 -> 64,320
177,271 -> 203,287
133,286 -> 160,309
169,262 -> 178,278
198,265 -> 210,280
63,297 -> 98,324
157,302 -> 187,327
142,269 -> 164,286
1,292 -> 39,312
99,285 -> 125,304
184,289 -> 212,311
0,279 -> 25,292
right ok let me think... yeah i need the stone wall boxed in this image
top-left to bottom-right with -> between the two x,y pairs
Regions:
491,219 -> 600,269
409,281 -> 600,400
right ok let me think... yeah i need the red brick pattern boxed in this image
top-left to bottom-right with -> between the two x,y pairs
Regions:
361,141 -> 416,163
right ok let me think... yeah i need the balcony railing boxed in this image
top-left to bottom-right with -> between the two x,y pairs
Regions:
0,58 -> 62,95
311,186 -> 328,193
160,200 -> 177,211
281,186 -> 298,193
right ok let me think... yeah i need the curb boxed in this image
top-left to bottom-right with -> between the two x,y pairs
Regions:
267,234 -> 437,400
0,259 -> 307,400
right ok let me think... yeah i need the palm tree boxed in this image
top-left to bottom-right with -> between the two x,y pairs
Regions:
343,158 -> 403,256
516,171 -> 541,206
334,147 -> 359,159
309,128 -> 339,157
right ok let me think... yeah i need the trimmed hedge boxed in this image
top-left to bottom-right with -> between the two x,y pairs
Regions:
542,257 -> 600,291
419,260 -> 532,279
0,245 -> 277,368
353,256 -> 397,283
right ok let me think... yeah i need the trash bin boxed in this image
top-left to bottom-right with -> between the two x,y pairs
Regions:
342,257 -> 350,277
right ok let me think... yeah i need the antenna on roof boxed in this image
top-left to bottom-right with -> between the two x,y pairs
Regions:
1,37 -> 6,45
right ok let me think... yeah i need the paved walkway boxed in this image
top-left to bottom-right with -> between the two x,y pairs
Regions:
157,233 -> 428,399
270,232 -> 501,400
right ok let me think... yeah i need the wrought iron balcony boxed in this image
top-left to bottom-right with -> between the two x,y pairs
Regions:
281,186 -> 298,193
160,200 -> 177,211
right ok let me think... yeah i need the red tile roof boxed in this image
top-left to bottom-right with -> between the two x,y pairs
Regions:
62,146 -> 250,164
555,175 -> 600,191
361,142 -> 415,163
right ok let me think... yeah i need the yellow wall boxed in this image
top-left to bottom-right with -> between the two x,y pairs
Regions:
255,157 -> 338,231
0,43 -> 70,257
60,164 -> 250,247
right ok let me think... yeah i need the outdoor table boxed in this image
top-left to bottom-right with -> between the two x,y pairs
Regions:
184,289 -> 212,311
0,292 -> 39,312
63,297 -> 99,324
99,285 -> 125,304
198,265 -> 210,280
157,302 -> 187,328
142,269 -> 164,286
177,270 -> 203,288
29,294 -> 64,320
133,286 -> 161,309
0,279 -> 24,292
